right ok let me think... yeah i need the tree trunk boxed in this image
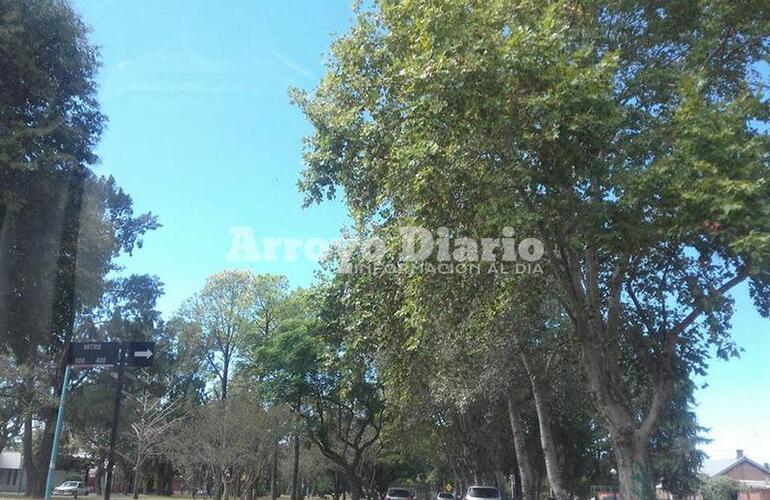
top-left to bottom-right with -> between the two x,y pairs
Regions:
31,427 -> 52,497
23,409 -> 53,497
221,355 -> 229,401
132,442 -> 143,499
0,421 -> 9,458
162,461 -> 174,495
0,201 -> 7,244
22,415 -> 40,497
95,462 -> 105,496
612,432 -> 654,500
291,434 -> 301,500
270,441 -> 279,500
506,395 -> 536,500
24,169 -> 85,498
579,333 -> 663,500
524,358 -> 569,500
347,469 -> 362,500
494,469 -> 508,500
333,471 -> 341,500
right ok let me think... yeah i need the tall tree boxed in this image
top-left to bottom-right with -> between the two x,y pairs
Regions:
163,396 -> 287,500
2,173 -> 158,496
0,0 -> 103,236
294,2 -> 770,498
251,281 -> 387,500
255,315 -> 324,500
177,271 -> 288,401
1,2 -> 159,494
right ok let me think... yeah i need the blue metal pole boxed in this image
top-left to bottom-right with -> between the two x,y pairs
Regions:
44,365 -> 71,500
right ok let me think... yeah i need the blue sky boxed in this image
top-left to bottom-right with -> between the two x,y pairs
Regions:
74,0 -> 354,316
72,0 -> 769,466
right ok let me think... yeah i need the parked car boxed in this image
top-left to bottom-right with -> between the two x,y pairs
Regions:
386,487 -> 415,500
437,492 -> 455,500
53,481 -> 90,496
464,486 -> 501,500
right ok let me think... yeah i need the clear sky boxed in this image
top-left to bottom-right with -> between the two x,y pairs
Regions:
73,0 -> 354,316
72,0 -> 769,467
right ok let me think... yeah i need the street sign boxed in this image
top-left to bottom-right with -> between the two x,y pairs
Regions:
67,341 -> 156,368
68,342 -> 120,366
55,340 -> 157,500
126,341 -> 155,367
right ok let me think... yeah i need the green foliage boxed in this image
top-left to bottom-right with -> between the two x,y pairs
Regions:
175,270 -> 288,400
254,318 -> 324,407
0,3 -> 160,493
0,0 -> 104,174
295,1 -> 769,497
650,378 -> 708,497
0,172 -> 159,360
702,476 -> 741,500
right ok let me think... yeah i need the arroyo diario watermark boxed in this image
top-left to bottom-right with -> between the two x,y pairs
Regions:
227,226 -> 544,275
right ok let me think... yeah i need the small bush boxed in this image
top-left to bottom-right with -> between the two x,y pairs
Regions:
702,476 -> 741,500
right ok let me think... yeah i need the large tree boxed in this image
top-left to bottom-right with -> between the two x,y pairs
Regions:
294,1 -> 770,499
176,271 -> 286,401
2,172 -> 158,496
256,282 -> 386,500
0,0 -> 103,230
163,395 -> 287,500
1,1 -> 160,495
254,313 -> 324,500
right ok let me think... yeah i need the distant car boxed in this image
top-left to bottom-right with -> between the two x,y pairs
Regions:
437,493 -> 455,500
386,487 -> 415,500
464,486 -> 500,500
53,481 -> 89,496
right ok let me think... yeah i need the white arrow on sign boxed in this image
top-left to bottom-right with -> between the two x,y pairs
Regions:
133,350 -> 153,359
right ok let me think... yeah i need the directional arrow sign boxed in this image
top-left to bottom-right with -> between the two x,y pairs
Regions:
69,342 -> 120,366
126,341 -> 155,367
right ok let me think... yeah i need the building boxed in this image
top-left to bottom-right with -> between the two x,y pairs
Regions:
702,450 -> 770,500
0,450 -> 72,495
0,451 -> 26,494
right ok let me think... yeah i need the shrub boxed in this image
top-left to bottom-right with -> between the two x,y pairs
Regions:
702,476 -> 741,500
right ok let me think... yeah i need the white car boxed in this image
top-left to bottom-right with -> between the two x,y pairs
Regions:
464,486 -> 501,500
385,488 -> 414,500
54,481 -> 90,496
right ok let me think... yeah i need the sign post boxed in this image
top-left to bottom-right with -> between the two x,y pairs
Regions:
44,341 -> 155,500
43,364 -> 71,500
103,346 -> 126,500
102,341 -> 154,500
